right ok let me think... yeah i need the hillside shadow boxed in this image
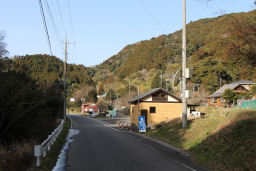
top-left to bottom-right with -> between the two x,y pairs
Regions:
147,117 -> 194,149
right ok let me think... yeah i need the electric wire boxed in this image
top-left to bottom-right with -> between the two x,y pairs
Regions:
67,0 -> 76,63
56,0 -> 67,36
43,0 -> 64,53
137,0 -> 167,33
67,0 -> 76,42
38,0 -> 53,56
43,0 -> 63,43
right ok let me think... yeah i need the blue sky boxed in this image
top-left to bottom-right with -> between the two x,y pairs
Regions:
0,0 -> 255,66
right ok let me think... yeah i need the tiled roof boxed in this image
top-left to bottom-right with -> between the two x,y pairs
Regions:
208,80 -> 255,98
231,80 -> 255,85
128,88 -> 181,103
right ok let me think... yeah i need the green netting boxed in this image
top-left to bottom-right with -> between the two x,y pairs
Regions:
236,100 -> 256,109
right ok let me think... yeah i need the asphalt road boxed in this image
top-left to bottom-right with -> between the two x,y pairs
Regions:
66,115 -> 206,171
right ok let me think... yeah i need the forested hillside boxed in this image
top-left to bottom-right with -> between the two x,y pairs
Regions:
5,54 -> 93,86
0,54 -> 95,142
94,10 -> 256,100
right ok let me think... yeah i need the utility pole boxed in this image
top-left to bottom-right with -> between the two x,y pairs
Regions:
166,79 -> 168,91
182,0 -> 187,128
63,38 -> 75,122
137,85 -> 140,113
64,39 -> 67,121
129,81 -> 131,99
160,72 -> 163,88
110,91 -> 111,104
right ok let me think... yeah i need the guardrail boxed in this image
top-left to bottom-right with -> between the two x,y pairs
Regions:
34,119 -> 65,167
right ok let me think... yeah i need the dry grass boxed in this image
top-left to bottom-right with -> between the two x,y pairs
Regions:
0,142 -> 34,171
147,107 -> 256,170
0,118 -> 71,171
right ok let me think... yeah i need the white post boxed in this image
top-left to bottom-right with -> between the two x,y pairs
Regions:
36,156 -> 41,167
34,145 -> 42,167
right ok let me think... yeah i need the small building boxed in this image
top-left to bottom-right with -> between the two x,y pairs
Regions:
207,80 -> 255,106
128,88 -> 182,128
82,103 -> 99,114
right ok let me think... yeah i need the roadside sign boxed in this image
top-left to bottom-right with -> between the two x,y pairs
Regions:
138,116 -> 146,133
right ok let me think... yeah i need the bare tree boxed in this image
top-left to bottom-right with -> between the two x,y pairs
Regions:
74,86 -> 97,103
0,31 -> 8,57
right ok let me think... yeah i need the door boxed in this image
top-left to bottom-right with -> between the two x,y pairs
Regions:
141,110 -> 148,126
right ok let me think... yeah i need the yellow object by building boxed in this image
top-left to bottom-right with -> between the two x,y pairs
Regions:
129,88 -> 182,128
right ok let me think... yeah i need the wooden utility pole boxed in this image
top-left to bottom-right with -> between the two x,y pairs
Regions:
64,39 -> 67,121
160,72 -> 163,88
129,81 -> 131,99
63,39 -> 75,121
137,85 -> 140,113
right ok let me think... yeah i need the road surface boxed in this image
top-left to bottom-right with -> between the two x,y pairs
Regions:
66,115 -> 206,171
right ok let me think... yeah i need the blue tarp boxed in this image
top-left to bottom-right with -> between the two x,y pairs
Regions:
235,100 -> 256,109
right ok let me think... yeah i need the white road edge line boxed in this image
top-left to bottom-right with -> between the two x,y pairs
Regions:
85,116 -> 120,132
174,160 -> 197,171
181,163 -> 197,171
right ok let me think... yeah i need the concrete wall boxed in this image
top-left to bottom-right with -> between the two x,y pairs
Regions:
130,102 -> 182,128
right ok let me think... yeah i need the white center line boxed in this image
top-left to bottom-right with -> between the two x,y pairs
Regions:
86,116 -> 120,132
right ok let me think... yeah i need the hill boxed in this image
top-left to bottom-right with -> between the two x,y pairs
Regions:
93,10 -> 256,102
5,54 -> 94,86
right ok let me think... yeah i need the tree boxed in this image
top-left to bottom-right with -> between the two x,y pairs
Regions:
98,84 -> 105,95
222,89 -> 238,106
245,84 -> 256,99
74,85 -> 98,104
0,31 -> 8,58
105,89 -> 117,104
97,100 -> 109,113
151,72 -> 166,89
250,84 -> 256,95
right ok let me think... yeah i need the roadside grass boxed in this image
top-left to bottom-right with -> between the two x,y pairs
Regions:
34,117 -> 71,171
67,107 -> 82,114
0,142 -> 34,171
93,115 -> 106,119
146,107 -> 256,170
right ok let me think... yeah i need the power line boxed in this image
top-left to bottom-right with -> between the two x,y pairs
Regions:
43,0 -> 64,54
43,0 -> 63,43
38,0 -> 53,56
56,0 -> 67,36
137,0 -> 167,33
67,0 -> 76,63
67,0 -> 76,42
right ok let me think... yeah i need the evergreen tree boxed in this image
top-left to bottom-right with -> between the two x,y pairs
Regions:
151,72 -> 166,89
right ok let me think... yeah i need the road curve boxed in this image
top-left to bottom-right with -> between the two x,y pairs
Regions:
66,115 -> 205,171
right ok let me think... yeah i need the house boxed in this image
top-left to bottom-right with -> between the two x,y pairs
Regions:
81,103 -> 99,114
207,80 -> 255,106
128,88 -> 182,128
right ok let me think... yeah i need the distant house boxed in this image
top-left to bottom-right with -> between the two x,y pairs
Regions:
97,93 -> 107,99
128,88 -> 182,128
81,103 -> 99,114
207,80 -> 255,106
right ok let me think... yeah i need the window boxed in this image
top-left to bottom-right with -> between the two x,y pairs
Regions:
211,98 -> 217,103
150,107 -> 156,113
220,98 -> 225,103
132,106 -> 134,113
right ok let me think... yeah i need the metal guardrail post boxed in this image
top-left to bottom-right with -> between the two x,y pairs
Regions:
34,145 -> 42,167
34,119 -> 64,167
